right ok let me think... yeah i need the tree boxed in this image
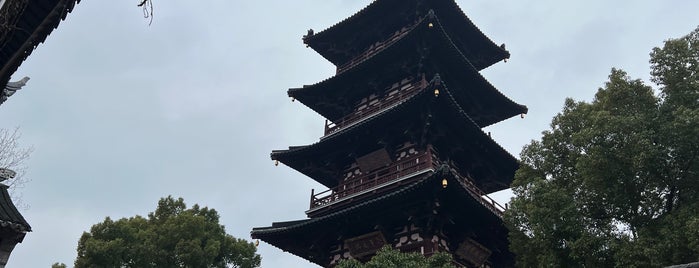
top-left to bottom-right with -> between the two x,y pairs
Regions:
74,196 -> 261,268
0,127 -> 32,208
336,246 -> 454,268
51,263 -> 67,268
505,26 -> 699,267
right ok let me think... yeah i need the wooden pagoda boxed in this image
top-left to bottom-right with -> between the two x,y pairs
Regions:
252,0 -> 526,267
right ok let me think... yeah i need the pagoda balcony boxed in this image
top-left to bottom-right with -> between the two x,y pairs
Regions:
323,76 -> 428,138
447,165 -> 508,217
308,148 -> 507,217
336,21 -> 417,74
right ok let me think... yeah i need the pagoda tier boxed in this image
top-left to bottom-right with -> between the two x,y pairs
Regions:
251,170 -> 514,267
303,0 -> 509,71
291,15 -> 527,128
273,77 -> 517,198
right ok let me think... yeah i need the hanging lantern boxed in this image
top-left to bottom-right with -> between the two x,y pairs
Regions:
520,113 -> 525,119
274,160 -> 279,166
291,97 -> 295,102
255,240 -> 260,247
434,89 -> 440,97
428,22 -> 434,28
441,178 -> 448,188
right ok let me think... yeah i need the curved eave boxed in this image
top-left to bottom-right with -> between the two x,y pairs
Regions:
292,16 -> 526,127
273,86 -> 435,189
436,83 -> 518,192
274,82 -> 518,193
289,16 -> 429,122
0,0 -> 81,88
251,175 -> 440,267
303,0 -> 509,70
0,185 -> 31,232
428,17 -> 528,127
250,174 -> 507,235
252,170 -> 511,266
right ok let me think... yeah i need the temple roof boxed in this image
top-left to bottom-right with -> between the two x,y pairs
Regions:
290,16 -> 526,127
0,184 -> 30,233
251,170 -> 512,267
303,0 -> 509,70
273,79 -> 518,194
0,0 -> 81,106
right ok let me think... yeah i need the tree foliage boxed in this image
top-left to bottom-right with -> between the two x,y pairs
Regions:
336,246 -> 454,268
505,26 -> 699,267
74,196 -> 261,268
51,263 -> 67,268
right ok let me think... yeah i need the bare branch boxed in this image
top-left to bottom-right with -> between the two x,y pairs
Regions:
0,127 -> 33,210
138,0 -> 154,26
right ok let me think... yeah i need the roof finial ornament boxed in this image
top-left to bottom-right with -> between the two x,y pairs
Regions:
304,29 -> 314,40
0,168 -> 16,182
500,44 -> 509,62
303,29 -> 315,47
1,77 -> 30,106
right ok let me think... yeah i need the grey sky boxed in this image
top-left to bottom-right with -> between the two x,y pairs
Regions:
1,1 -> 698,267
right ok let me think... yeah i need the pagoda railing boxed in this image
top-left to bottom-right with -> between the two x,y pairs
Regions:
309,148 -> 438,210
336,19 -> 419,74
448,165 -> 507,217
308,148 -> 508,218
323,77 -> 428,137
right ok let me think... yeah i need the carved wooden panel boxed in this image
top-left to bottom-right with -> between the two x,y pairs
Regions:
356,148 -> 392,172
344,231 -> 387,258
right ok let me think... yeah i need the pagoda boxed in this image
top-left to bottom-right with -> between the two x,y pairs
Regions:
252,0 -> 526,267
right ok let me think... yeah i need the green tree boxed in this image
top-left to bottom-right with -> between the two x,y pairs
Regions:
74,196 -> 261,268
51,263 -> 67,268
505,26 -> 699,267
336,246 -> 454,268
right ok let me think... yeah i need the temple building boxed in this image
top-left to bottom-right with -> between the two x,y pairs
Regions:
0,169 -> 30,268
251,0 -> 526,267
0,0 -> 81,107
0,0 -> 80,265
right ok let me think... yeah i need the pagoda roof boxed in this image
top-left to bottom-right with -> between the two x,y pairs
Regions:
0,0 -> 81,106
303,0 -> 509,71
251,169 -> 513,267
0,184 -> 31,233
273,79 -> 518,194
290,15 -> 526,128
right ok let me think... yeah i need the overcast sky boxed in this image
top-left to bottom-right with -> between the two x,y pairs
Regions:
2,1 -> 699,267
